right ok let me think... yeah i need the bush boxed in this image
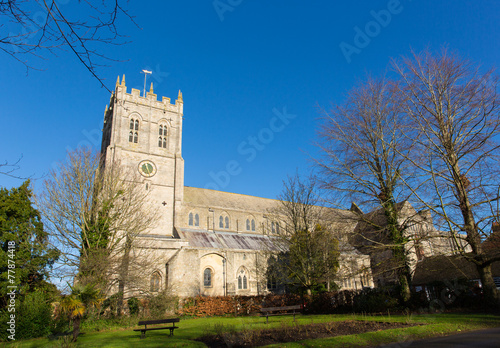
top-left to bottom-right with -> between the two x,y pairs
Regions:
353,287 -> 399,313
0,290 -> 54,340
128,297 -> 140,315
144,292 -> 179,318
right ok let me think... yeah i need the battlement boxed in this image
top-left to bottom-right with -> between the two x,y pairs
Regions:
113,75 -> 183,114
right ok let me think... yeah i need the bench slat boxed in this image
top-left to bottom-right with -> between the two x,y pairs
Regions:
137,318 -> 180,325
260,305 -> 301,312
134,326 -> 179,332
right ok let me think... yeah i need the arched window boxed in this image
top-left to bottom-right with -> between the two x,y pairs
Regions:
130,119 -> 134,130
150,272 -> 161,292
194,214 -> 199,227
189,213 -> 193,226
246,219 -> 250,231
203,268 -> 212,287
135,120 -> 139,131
276,222 -> 280,234
251,219 -> 255,231
219,216 -> 224,228
158,125 -> 167,148
237,268 -> 248,290
133,132 -> 138,143
271,222 -> 275,233
238,275 -> 242,290
243,275 -> 247,289
129,131 -> 133,142
225,216 -> 229,229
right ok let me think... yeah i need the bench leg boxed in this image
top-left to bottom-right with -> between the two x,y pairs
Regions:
266,315 -> 269,324
169,328 -> 174,336
140,330 -> 146,339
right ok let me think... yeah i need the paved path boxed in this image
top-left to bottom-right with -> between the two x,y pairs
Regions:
380,327 -> 500,347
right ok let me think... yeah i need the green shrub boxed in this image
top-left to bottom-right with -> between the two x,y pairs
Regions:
127,297 -> 139,315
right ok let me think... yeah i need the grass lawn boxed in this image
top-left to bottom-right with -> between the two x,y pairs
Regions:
2,312 -> 499,347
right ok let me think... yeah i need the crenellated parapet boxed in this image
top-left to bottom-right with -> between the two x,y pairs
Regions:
113,75 -> 183,115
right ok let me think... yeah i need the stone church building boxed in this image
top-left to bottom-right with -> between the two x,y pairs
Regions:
100,76 -> 456,298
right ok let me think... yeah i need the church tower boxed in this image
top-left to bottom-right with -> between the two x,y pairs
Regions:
101,75 -> 184,237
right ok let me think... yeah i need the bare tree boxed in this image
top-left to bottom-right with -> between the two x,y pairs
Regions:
316,77 -> 415,301
1,0 -> 135,91
393,48 -> 500,306
38,148 -> 159,312
266,174 -> 340,295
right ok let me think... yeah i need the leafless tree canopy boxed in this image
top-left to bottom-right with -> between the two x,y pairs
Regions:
1,0 -> 135,91
38,148 -> 159,295
393,48 -> 500,305
266,174 -> 340,295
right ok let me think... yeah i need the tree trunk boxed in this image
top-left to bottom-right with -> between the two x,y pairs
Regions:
116,236 -> 132,316
477,263 -> 499,308
72,317 -> 81,342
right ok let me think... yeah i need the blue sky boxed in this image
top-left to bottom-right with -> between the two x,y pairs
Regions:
1,0 -> 499,203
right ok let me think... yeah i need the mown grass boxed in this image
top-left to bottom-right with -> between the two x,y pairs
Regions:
2,312 -> 499,347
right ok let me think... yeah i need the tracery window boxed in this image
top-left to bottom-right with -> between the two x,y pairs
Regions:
158,125 -> 167,148
237,268 -> 248,290
129,118 -> 139,143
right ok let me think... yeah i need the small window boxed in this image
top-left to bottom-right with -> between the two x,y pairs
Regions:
150,272 -> 161,292
158,137 -> 162,147
243,275 -> 247,289
276,223 -> 280,234
225,216 -> 229,229
189,213 -> 193,226
135,120 -> 139,131
162,137 -> 167,148
246,219 -> 250,231
251,219 -> 255,231
195,214 -> 199,227
204,268 -> 212,287
238,276 -> 242,290
133,132 -> 138,143
129,131 -> 133,142
130,119 -> 134,130
159,125 -> 163,136
267,276 -> 277,290
219,216 -> 224,228
271,222 -> 275,233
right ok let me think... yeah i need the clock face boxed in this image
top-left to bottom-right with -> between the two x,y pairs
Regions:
138,160 -> 157,177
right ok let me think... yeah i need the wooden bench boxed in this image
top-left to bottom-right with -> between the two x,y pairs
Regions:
133,318 -> 180,339
260,305 -> 302,324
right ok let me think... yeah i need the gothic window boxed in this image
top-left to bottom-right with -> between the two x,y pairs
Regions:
158,125 -> 167,148
135,120 -> 139,131
276,222 -> 280,234
225,216 -> 229,229
219,216 -> 224,228
246,219 -> 250,231
150,272 -> 161,292
129,131 -> 133,142
195,214 -> 199,227
251,219 -> 255,231
133,132 -> 138,143
204,268 -> 212,287
130,119 -> 134,130
189,213 -> 193,226
237,268 -> 248,290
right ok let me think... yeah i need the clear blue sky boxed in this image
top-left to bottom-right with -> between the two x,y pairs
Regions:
1,0 -> 499,203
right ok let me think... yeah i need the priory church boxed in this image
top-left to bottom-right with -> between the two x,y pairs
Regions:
100,76 -> 457,298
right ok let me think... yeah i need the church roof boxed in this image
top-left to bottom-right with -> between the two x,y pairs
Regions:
183,186 -> 278,213
177,228 -> 276,251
